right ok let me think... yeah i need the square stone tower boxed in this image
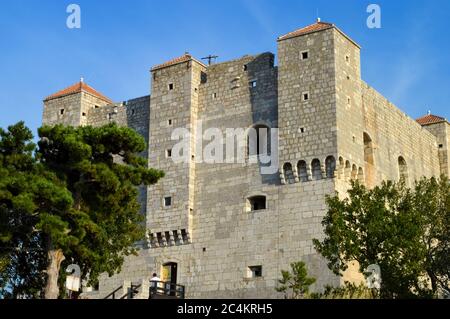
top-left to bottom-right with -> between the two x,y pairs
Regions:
277,20 -> 352,183
42,79 -> 113,127
146,54 -> 207,247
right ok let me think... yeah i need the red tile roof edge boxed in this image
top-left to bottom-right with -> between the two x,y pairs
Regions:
416,114 -> 448,126
278,21 -> 334,41
151,53 -> 206,71
277,21 -> 361,48
44,81 -> 113,104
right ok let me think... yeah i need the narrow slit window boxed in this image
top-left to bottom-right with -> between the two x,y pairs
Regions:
168,83 -> 174,91
302,92 -> 309,101
166,149 -> 172,158
60,109 -> 65,115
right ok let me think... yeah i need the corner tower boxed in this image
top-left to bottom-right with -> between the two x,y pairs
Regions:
147,54 -> 206,248
277,20 -> 351,181
42,79 -> 113,127
417,113 -> 450,176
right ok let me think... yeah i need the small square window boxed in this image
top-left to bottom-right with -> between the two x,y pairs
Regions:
166,149 -> 172,158
164,196 -> 172,207
82,112 -> 86,117
439,144 -> 444,148
94,105 -> 100,109
301,51 -> 309,60
248,266 -> 262,278
302,92 -> 309,101
249,80 -> 257,88
300,128 -> 305,133
60,109 -> 65,115
168,83 -> 174,91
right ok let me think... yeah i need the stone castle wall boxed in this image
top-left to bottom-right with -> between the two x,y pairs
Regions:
42,23 -> 448,299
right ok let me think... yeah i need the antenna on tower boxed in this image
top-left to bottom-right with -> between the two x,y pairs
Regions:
201,55 -> 219,66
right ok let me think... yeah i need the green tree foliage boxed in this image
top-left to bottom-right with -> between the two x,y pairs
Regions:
0,122 -> 70,298
313,179 -> 450,298
0,122 -> 164,298
275,261 -> 316,299
310,282 -> 377,299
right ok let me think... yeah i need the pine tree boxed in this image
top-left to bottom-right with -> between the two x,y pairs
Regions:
36,124 -> 164,299
0,122 -> 164,298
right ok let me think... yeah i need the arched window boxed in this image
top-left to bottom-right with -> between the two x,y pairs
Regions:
351,164 -> 358,180
364,132 -> 375,187
363,133 -> 374,164
297,160 -> 308,182
247,124 -> 270,157
345,161 -> 351,180
246,195 -> 267,212
339,156 -> 345,178
311,159 -> 322,180
358,167 -> 364,183
283,163 -> 295,184
325,156 -> 336,178
398,156 -> 409,183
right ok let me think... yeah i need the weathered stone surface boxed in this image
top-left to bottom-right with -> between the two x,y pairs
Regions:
42,22 -> 449,299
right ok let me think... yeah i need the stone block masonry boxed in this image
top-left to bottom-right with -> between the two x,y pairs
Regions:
42,20 -> 449,298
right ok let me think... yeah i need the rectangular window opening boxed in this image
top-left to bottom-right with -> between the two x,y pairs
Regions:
249,80 -> 257,88
166,149 -> 172,158
301,51 -> 309,60
248,266 -> 262,278
164,196 -> 172,207
168,83 -> 174,91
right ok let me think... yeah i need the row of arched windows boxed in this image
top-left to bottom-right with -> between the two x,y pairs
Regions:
337,157 -> 365,183
280,156 -> 337,184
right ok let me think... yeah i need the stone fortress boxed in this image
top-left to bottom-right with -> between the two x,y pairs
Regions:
42,20 -> 450,298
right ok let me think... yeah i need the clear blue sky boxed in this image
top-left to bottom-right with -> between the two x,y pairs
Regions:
1,0 -> 449,136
